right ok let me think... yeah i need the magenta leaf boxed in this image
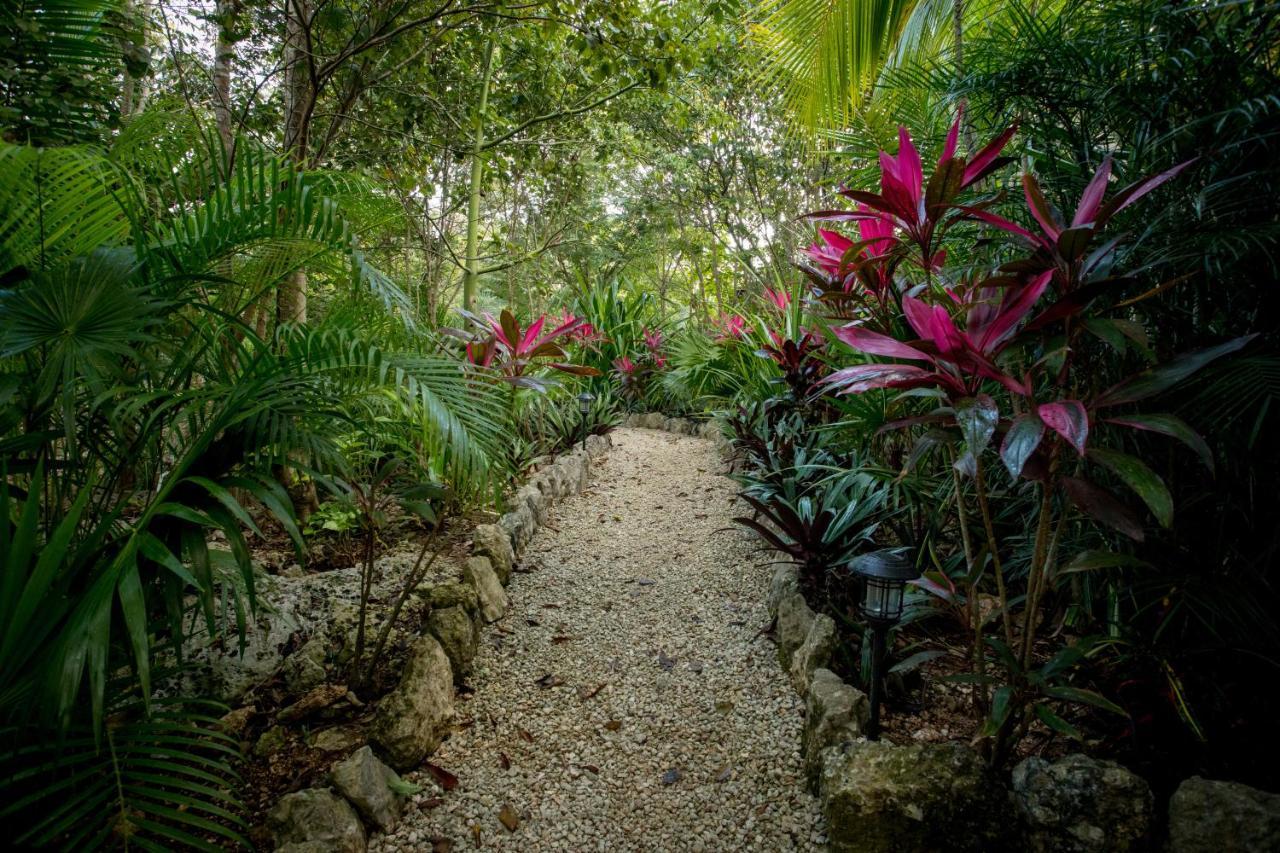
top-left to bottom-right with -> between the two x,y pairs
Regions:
822,363 -> 935,394
962,124 -> 1017,186
1095,159 -> 1197,226
832,325 -> 931,361
1039,400 -> 1089,454
1072,157 -> 1112,226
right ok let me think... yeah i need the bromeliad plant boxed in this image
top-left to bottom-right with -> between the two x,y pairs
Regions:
813,118 -> 1254,765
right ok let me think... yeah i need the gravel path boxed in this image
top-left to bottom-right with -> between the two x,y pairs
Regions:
373,427 -> 823,852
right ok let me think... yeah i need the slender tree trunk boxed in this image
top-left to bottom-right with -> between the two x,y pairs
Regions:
120,0 -> 153,118
462,37 -> 496,312
278,0 -> 313,327
211,0 -> 240,155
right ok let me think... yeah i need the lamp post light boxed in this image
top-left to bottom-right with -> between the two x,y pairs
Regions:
850,548 -> 920,741
576,391 -> 595,452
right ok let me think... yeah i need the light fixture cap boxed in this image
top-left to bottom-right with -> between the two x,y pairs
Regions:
850,548 -> 919,583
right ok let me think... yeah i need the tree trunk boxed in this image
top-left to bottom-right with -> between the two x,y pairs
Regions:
278,0 -> 313,327
212,0 -> 240,155
462,36 -> 496,313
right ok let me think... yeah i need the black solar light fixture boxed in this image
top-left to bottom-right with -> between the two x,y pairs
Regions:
850,548 -> 920,740
576,391 -> 595,451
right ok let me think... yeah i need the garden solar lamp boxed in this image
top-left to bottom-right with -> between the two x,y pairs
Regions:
850,548 -> 920,741
577,391 -> 595,451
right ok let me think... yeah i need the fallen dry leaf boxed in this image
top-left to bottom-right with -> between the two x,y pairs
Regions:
470,823 -> 482,847
579,764 -> 600,774
551,635 -> 572,644
420,797 -> 445,810
535,673 -> 564,689
498,804 -> 520,832
431,838 -> 452,853
518,727 -> 534,743
604,720 -> 622,731
423,762 -> 459,791
498,752 -> 511,770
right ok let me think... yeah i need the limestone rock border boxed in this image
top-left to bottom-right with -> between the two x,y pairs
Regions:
266,432 -> 616,850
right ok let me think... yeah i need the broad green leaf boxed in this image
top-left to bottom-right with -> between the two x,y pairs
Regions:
1087,448 -> 1173,527
1043,686 -> 1126,715
1095,335 -> 1256,407
1034,703 -> 1082,740
1061,549 -> 1151,575
981,685 -> 1015,736
1000,413 -> 1044,478
1105,413 -> 1214,472
956,395 -> 999,457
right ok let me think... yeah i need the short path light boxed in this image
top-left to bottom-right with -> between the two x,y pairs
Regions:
576,391 -> 595,451
850,548 -> 919,741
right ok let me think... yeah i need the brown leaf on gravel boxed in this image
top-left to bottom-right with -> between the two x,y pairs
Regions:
551,635 -> 572,644
604,720 -> 622,731
518,727 -> 534,743
420,797 -> 445,810
498,804 -> 520,832
423,762 -> 459,791
579,764 -> 600,774
535,673 -> 564,689
525,618 -> 540,626
498,752 -> 511,770
431,838 -> 452,853
470,823 -> 482,847
578,682 -> 607,700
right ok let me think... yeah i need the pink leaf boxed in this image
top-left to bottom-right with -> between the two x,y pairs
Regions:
1072,157 -> 1112,226
939,110 -> 961,167
1039,400 -> 1090,454
822,363 -> 936,395
962,124 -> 1017,186
958,206 -> 1044,245
897,125 -> 923,204
833,325 -> 932,361
976,270 -> 1052,352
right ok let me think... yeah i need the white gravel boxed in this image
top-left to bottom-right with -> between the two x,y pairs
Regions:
372,427 -> 824,852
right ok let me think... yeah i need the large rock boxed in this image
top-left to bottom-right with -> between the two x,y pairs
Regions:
776,590 -> 815,671
819,740 -> 1016,853
463,556 -> 509,623
472,523 -> 515,585
802,668 -> 869,791
1168,776 -> 1280,853
1012,753 -> 1153,853
330,746 -> 405,834
268,787 -> 366,852
499,504 -> 535,553
585,432 -> 610,458
767,563 -> 800,621
281,637 -> 328,695
421,582 -> 480,682
515,484 -> 547,526
789,612 -> 836,694
369,636 -> 455,770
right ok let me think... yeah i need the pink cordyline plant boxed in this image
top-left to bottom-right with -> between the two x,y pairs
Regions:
713,313 -> 746,342
762,287 -> 792,311
462,308 -> 599,389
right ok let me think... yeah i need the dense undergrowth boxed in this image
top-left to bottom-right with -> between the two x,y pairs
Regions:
2,0 -> 1278,847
